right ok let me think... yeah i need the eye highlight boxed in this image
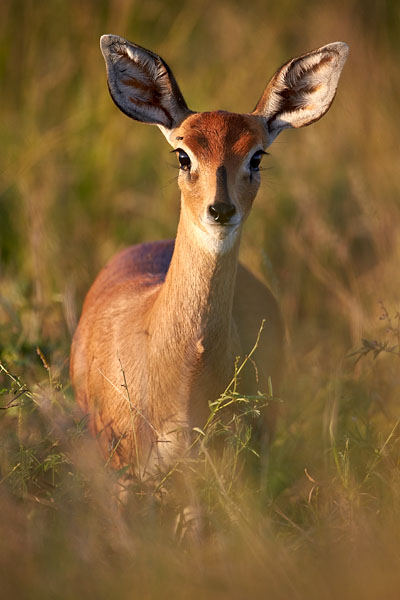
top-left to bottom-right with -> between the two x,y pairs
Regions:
175,148 -> 191,171
249,150 -> 266,172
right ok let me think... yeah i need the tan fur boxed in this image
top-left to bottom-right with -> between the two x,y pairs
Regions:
71,109 -> 282,476
71,36 -> 348,478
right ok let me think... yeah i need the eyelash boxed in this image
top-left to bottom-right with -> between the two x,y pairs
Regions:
249,150 -> 267,172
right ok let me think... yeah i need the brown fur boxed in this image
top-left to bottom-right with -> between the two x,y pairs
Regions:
71,109 -> 282,477
178,111 -> 266,160
71,36 -> 348,478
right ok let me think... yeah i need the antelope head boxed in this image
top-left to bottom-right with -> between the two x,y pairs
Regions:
100,35 -> 348,253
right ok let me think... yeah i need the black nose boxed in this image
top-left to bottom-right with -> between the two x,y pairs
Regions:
208,203 -> 236,225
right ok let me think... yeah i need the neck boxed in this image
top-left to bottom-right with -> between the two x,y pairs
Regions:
148,203 -> 241,380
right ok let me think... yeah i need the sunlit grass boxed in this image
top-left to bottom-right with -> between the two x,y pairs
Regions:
1,308 -> 400,599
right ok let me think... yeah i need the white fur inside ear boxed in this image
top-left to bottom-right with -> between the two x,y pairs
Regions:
100,34 -> 191,129
254,42 -> 349,141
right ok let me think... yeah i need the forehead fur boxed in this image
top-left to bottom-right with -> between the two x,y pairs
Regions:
175,111 -> 266,160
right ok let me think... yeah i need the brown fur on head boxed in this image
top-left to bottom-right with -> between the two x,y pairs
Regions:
172,111 -> 268,235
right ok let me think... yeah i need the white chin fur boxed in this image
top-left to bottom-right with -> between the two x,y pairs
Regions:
194,222 -> 240,255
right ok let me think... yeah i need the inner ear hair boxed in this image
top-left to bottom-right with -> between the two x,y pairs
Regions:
100,34 -> 192,130
252,42 -> 349,141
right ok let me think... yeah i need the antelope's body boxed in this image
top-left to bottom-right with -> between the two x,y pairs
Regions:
70,35 -> 348,476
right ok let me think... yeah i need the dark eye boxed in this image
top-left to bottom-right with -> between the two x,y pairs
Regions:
176,148 -> 191,171
249,150 -> 266,172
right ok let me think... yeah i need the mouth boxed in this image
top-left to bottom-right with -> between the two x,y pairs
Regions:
200,218 -> 241,237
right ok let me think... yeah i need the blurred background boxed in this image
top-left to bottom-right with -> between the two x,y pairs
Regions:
0,1 -> 399,598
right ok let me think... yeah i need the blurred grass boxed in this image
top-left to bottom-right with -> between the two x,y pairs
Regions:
1,0 -> 400,598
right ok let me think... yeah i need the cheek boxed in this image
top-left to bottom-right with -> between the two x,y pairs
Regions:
178,169 -> 199,190
238,177 -> 260,215
179,171 -> 210,201
179,176 -> 205,216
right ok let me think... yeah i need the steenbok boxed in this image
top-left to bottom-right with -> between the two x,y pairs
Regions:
71,35 -> 348,478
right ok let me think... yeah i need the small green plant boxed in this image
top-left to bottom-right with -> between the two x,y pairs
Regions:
114,322 -> 279,533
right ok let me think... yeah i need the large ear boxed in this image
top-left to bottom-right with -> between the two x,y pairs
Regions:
252,42 -> 349,143
100,34 -> 192,134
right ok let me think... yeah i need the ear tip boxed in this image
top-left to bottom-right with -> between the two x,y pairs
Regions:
100,34 -> 113,48
100,34 -> 113,56
325,41 -> 350,59
100,34 -> 127,56
334,41 -> 350,54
